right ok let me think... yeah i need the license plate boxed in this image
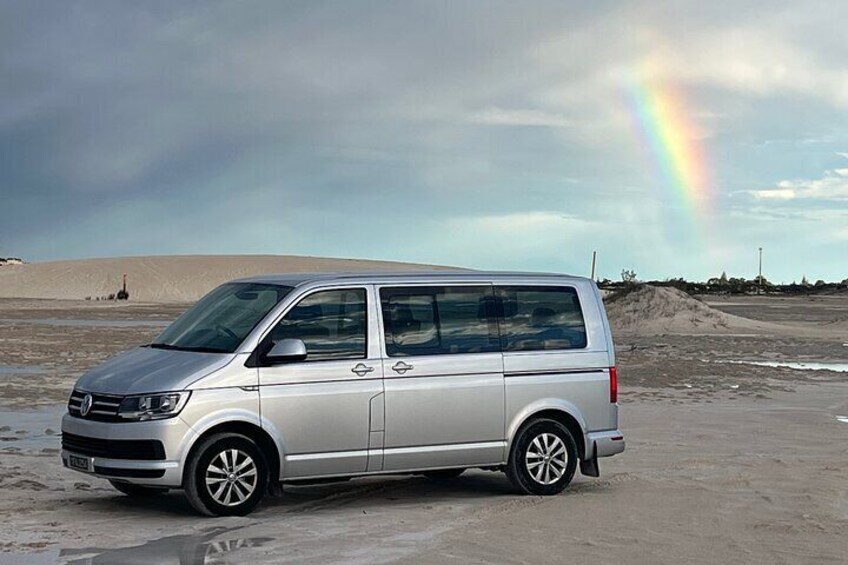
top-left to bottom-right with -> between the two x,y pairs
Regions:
68,454 -> 93,472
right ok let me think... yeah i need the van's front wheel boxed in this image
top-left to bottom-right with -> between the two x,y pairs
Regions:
184,433 -> 268,516
506,419 -> 578,495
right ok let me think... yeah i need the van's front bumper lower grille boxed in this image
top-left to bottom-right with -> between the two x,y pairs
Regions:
61,432 -> 166,461
93,466 -> 166,479
68,390 -> 123,422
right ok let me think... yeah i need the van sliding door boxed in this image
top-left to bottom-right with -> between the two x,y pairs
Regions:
378,285 -> 505,471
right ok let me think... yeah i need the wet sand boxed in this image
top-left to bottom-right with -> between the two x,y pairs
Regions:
1,294 -> 847,563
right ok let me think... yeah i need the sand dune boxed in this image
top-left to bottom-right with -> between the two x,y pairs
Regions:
605,285 -> 772,334
0,255 -> 459,303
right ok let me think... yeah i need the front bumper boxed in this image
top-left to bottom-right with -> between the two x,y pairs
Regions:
60,412 -> 196,488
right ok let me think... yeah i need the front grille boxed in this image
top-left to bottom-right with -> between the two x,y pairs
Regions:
68,390 -> 123,422
62,432 -> 166,460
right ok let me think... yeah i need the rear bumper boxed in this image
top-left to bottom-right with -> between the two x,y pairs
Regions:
586,429 -> 625,458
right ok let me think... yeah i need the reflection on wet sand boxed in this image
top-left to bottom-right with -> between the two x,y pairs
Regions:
61,528 -> 272,565
0,365 -> 49,375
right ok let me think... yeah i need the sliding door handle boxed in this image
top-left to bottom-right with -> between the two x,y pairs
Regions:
351,363 -> 375,377
392,361 -> 414,374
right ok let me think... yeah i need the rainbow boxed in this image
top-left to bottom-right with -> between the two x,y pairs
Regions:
627,77 -> 711,216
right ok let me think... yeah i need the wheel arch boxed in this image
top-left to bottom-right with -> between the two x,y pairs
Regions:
181,420 -> 281,488
506,400 -> 587,462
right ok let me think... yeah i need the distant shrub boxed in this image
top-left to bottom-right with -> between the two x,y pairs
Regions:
621,269 -> 638,286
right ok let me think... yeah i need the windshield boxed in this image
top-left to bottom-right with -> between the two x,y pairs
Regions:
151,283 -> 292,353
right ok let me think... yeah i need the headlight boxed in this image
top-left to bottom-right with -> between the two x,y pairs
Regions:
118,391 -> 190,421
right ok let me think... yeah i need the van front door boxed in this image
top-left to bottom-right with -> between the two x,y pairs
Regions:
257,286 -> 384,479
378,285 -> 505,471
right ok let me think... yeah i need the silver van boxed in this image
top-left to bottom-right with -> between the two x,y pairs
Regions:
61,272 -> 624,516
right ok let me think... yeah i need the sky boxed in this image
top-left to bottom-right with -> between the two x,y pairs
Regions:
1,1 -> 847,283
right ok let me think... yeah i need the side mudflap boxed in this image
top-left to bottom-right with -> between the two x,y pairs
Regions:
580,443 -> 600,477
268,480 -> 284,497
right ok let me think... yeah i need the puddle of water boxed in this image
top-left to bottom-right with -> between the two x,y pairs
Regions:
0,551 -> 60,565
713,359 -> 848,373
61,528 -> 273,565
679,333 -> 765,337
0,406 -> 64,452
0,365 -> 49,375
6,514 -> 281,564
0,318 -> 170,328
836,416 -> 848,424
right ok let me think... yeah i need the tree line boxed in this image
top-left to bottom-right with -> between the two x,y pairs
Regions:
598,270 -> 848,295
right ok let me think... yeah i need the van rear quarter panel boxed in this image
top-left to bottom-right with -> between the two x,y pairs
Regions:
504,352 -> 614,433
503,280 -> 616,437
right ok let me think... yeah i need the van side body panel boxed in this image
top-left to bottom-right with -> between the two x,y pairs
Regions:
381,354 -> 506,470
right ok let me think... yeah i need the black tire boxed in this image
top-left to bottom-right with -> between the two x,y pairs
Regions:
422,468 -> 466,480
184,433 -> 269,517
506,419 -> 578,495
109,480 -> 168,497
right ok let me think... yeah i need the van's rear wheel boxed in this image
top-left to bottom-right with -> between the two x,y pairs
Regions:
184,433 -> 268,516
506,419 -> 578,495
109,480 -> 168,497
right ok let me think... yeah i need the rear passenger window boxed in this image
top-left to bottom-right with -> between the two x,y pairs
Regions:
497,286 -> 587,351
270,289 -> 367,361
381,286 -> 499,357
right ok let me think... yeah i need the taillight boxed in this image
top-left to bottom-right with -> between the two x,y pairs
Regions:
609,366 -> 618,403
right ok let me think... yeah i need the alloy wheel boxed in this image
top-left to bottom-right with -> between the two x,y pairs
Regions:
524,432 -> 568,485
205,448 -> 258,506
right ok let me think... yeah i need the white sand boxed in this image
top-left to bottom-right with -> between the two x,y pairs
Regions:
2,285 -> 848,562
0,255 -> 460,302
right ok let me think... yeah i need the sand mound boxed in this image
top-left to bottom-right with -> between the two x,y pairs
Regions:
0,255 -> 459,303
605,285 -> 765,334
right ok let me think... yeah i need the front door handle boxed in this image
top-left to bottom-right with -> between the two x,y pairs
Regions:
392,361 -> 414,375
351,363 -> 375,377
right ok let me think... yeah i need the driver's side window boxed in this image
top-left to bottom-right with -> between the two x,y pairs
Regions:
270,288 -> 367,361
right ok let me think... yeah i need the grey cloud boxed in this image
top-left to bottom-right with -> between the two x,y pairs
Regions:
1,1 -> 847,281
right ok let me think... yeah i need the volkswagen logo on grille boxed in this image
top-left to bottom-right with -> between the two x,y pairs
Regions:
80,394 -> 93,417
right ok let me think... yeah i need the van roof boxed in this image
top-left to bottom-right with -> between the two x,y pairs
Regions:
232,270 -> 592,287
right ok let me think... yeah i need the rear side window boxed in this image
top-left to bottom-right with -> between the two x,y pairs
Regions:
380,286 -> 499,357
270,288 -> 367,361
497,286 -> 587,351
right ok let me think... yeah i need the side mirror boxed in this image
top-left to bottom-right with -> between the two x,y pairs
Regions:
264,338 -> 307,364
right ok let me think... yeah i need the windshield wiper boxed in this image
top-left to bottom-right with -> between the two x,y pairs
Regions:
148,342 -> 181,350
147,343 -> 230,354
